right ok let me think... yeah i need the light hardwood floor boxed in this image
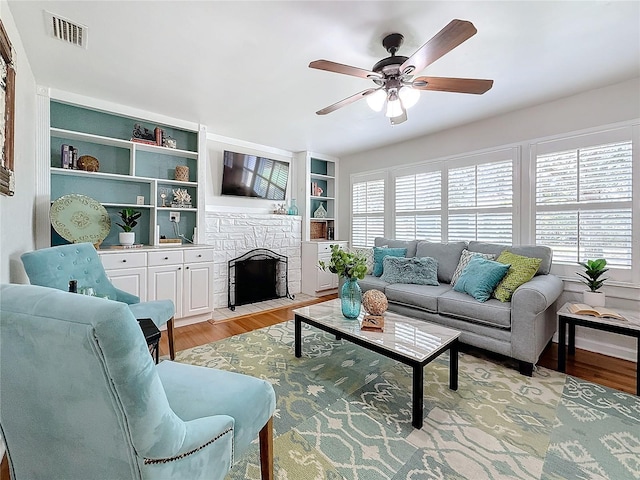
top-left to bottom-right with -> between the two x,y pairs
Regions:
1,295 -> 635,480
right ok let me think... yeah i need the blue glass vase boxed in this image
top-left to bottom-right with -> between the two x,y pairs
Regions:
340,277 -> 362,319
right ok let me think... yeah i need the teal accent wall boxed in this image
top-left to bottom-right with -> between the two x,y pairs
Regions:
136,151 -> 197,181
157,210 -> 196,243
51,136 -> 130,175
310,158 -> 328,175
51,176 -> 151,206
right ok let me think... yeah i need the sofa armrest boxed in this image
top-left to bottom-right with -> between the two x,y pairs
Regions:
511,274 -> 564,316
510,274 -> 564,365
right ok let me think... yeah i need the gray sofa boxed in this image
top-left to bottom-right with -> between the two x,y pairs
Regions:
358,238 -> 564,376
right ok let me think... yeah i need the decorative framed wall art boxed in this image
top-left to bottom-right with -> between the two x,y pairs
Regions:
0,19 -> 16,196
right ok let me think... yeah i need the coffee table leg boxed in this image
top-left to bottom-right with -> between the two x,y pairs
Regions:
295,316 -> 302,358
568,322 -> 576,356
412,364 -> 424,429
450,339 -> 459,391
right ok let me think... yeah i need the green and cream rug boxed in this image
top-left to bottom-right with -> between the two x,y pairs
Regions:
176,321 -> 640,480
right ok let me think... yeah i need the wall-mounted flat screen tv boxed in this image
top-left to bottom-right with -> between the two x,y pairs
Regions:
221,150 -> 289,201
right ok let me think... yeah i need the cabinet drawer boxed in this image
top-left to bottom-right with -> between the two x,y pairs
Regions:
317,241 -> 348,254
148,250 -> 184,266
184,249 -> 214,263
100,252 -> 147,270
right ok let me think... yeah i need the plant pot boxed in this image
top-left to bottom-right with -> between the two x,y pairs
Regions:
583,291 -> 605,307
119,232 -> 135,246
340,277 -> 362,319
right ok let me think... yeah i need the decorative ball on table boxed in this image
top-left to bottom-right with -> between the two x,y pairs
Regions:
361,289 -> 387,331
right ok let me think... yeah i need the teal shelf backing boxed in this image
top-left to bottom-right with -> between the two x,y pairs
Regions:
310,158 -> 328,176
51,136 -> 130,175
136,151 -> 197,181
157,209 -> 196,244
51,175 -> 151,206
157,183 -> 197,208
51,101 -> 198,152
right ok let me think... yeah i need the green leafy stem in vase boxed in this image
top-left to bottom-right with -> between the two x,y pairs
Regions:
116,208 -> 141,232
318,244 -> 367,280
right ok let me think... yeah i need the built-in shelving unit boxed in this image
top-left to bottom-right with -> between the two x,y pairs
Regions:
295,151 -> 339,242
48,100 -> 205,247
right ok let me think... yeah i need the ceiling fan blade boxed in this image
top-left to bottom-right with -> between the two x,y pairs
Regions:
390,109 -> 407,125
309,60 -> 383,80
400,19 -> 477,75
412,76 -> 493,94
316,88 -> 377,115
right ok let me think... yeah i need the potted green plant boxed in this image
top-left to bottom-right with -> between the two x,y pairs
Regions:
116,208 -> 141,246
319,245 -> 368,319
576,258 -> 608,306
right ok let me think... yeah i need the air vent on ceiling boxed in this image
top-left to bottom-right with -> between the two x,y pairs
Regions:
45,11 -> 88,49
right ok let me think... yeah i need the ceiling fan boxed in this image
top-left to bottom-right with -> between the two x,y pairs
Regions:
309,19 -> 493,125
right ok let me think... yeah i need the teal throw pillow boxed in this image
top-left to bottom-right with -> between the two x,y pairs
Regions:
373,247 -> 407,277
380,256 -> 439,285
453,256 -> 511,302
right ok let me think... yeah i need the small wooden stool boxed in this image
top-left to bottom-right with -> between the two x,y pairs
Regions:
138,318 -> 161,364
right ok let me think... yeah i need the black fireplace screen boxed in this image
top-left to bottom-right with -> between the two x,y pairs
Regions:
228,248 -> 293,310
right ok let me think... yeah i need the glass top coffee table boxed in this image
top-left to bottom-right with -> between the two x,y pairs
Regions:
293,298 -> 461,428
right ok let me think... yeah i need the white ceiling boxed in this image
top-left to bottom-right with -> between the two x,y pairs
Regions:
7,1 -> 640,157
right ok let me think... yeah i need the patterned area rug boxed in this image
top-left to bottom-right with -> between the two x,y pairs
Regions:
176,321 -> 640,480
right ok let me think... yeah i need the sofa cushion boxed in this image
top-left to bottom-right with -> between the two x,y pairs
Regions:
385,283 -> 452,313
380,256 -> 439,286
468,241 -> 553,275
374,238 -> 418,258
453,256 -> 510,302
450,249 -> 496,286
372,247 -> 407,277
438,289 -> 512,328
352,247 -> 374,275
493,251 -> 542,302
415,241 -> 466,284
358,275 -> 390,293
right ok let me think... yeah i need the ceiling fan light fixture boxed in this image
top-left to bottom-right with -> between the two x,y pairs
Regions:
366,89 -> 387,112
385,92 -> 403,118
398,86 -> 420,109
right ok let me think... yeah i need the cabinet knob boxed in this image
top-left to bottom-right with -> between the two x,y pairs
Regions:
178,267 -> 182,270
164,256 -> 169,260
197,254 -> 202,258
122,259 -> 127,263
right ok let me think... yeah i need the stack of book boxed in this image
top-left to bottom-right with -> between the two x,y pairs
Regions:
60,144 -> 79,169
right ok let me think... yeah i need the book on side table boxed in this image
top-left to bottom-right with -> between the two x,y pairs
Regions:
568,303 -> 626,321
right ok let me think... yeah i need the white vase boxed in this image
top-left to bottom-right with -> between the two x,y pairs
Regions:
583,290 -> 605,307
119,232 -> 135,246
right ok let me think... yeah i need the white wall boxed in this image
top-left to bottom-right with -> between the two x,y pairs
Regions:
0,2 -> 37,284
339,77 -> 640,361
204,133 -> 297,214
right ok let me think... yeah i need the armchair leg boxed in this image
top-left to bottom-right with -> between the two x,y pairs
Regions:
167,317 -> 175,360
259,417 -> 274,480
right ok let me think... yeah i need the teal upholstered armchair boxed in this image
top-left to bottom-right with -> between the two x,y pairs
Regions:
21,242 -> 177,360
0,284 -> 276,480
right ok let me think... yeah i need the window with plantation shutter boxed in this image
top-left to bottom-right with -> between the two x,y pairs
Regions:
535,137 -> 633,271
395,171 -> 441,241
447,160 -> 513,243
351,177 -> 384,247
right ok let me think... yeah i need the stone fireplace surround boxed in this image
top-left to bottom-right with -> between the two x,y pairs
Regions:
204,212 -> 302,309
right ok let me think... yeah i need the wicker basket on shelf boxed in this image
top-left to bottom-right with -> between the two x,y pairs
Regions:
310,221 -> 327,240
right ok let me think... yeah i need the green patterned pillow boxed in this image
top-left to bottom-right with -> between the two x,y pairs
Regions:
493,251 -> 542,302
450,249 -> 496,286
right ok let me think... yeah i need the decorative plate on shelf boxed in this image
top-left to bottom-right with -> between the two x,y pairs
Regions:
77,155 -> 99,172
50,194 -> 111,247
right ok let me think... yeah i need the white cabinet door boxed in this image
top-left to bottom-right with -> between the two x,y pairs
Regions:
106,267 -> 147,302
183,262 -> 214,317
317,253 -> 336,291
148,264 -> 183,317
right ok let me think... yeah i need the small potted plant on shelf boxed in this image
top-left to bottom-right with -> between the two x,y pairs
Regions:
116,208 -> 141,246
319,245 -> 368,319
576,258 -> 608,306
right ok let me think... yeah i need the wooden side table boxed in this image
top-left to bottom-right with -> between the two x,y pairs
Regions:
557,302 -> 640,395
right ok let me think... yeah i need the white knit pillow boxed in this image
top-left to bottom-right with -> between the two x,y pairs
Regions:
352,247 -> 374,275
450,250 -> 496,286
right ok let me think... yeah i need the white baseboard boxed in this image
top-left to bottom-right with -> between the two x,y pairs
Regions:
552,332 -> 637,363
